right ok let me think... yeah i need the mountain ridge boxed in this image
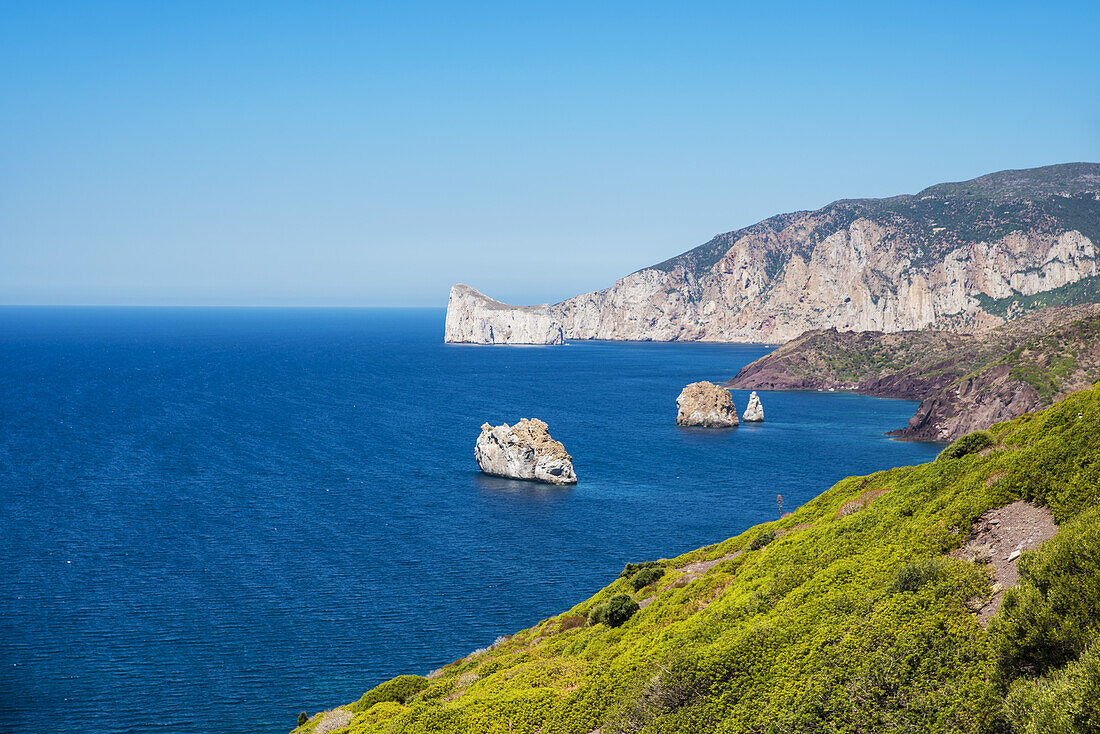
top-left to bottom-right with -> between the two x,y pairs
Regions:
445,163 -> 1100,345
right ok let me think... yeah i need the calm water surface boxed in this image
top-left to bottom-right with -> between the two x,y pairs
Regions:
0,308 -> 941,733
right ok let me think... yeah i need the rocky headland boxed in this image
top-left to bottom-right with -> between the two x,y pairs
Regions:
676,381 -> 739,427
728,303 -> 1100,440
445,163 -> 1100,344
445,284 -> 564,345
474,418 -> 577,484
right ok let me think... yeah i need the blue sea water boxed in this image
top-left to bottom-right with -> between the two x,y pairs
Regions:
0,307 -> 942,734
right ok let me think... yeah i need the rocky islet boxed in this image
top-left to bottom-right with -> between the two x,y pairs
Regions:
474,418 -> 577,485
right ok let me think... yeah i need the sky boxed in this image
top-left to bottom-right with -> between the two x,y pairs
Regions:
2,1 -> 1099,307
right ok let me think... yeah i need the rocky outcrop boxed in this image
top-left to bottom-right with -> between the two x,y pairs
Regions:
475,419 -> 577,484
446,164 -> 1100,344
445,284 -> 564,345
312,710 -> 353,734
676,382 -> 739,427
728,303 -> 1100,440
743,391 -> 764,422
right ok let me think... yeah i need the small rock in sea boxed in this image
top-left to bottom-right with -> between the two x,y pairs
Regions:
676,381 -> 739,427
743,391 -> 765,422
475,418 -> 577,485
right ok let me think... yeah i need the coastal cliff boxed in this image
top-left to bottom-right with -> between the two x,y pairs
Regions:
728,303 -> 1100,440
444,284 -> 564,345
445,163 -> 1100,344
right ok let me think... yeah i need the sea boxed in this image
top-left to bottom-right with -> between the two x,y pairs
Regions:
0,307 -> 942,734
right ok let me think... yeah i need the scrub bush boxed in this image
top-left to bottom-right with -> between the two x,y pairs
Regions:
630,566 -> 665,591
620,560 -> 663,579
349,675 -> 429,713
747,528 -> 775,550
887,557 -> 948,594
297,712 -> 308,727
1004,642 -> 1100,734
937,429 -> 994,461
589,594 -> 640,627
603,594 -> 641,627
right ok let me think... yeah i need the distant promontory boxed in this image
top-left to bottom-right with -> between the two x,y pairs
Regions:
445,163 -> 1100,345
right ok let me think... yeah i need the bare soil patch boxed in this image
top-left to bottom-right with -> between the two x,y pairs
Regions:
313,709 -> 353,734
680,551 -> 741,575
952,500 -> 1058,625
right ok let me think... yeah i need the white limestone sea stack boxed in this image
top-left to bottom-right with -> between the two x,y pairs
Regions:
743,391 -> 765,422
676,381 -> 739,427
475,418 -> 577,485
445,284 -> 564,345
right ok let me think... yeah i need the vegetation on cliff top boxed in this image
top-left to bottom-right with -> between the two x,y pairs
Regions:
652,163 -> 1100,279
292,385 -> 1100,734
976,275 -> 1100,320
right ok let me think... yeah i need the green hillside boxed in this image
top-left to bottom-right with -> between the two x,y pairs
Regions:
294,386 -> 1100,734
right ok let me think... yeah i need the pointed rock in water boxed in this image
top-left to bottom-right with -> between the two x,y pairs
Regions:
743,391 -> 765,422
475,418 -> 577,485
676,381 -> 739,427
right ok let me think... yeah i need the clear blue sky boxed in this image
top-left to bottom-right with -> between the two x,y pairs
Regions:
2,1 -> 1098,306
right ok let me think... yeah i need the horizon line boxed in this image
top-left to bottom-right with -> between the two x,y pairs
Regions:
0,303 -> 448,309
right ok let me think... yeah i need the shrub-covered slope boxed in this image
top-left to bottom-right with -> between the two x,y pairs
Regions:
293,387 -> 1100,734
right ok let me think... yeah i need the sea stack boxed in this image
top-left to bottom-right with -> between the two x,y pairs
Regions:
743,391 -> 765,422
676,381 -> 739,427
475,418 -> 577,485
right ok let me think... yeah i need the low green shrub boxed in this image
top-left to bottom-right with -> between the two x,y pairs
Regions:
1004,641 -> 1100,734
630,566 -> 665,591
747,529 -> 776,551
604,594 -> 641,627
589,594 -> 640,627
937,429 -> 994,461
297,711 -> 308,727
887,557 -> 948,594
620,560 -> 663,579
349,674 -> 430,713
606,653 -> 703,731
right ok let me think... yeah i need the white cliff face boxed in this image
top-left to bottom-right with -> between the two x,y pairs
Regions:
446,227 -> 1098,345
743,391 -> 764,422
676,382 -> 739,427
444,284 -> 563,344
444,167 -> 1100,344
474,418 -> 577,485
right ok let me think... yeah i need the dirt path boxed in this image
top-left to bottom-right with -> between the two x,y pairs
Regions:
952,500 -> 1058,625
